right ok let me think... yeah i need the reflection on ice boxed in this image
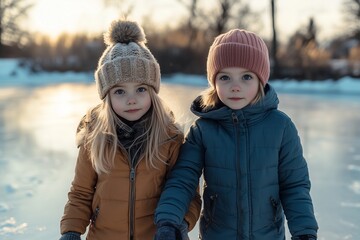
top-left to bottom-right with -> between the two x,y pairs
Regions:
1,82 -> 360,239
0,203 -> 10,212
349,181 -> 360,195
3,84 -> 99,153
0,217 -> 28,235
341,202 -> 360,208
348,165 -> 360,172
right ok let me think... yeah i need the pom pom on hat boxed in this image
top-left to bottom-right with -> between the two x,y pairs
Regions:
95,19 -> 160,99
104,20 -> 146,45
206,29 -> 270,87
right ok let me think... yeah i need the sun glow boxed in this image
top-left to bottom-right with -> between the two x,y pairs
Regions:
4,83 -> 98,152
25,0 -> 108,38
23,0 -> 344,42
24,0 -> 186,39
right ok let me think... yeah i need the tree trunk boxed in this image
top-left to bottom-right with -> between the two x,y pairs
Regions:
271,0 -> 279,78
0,0 -> 3,56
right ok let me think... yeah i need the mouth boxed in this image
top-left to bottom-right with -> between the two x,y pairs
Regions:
125,109 -> 140,113
228,97 -> 244,101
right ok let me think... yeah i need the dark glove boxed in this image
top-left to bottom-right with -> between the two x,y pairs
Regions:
59,231 -> 81,240
178,220 -> 190,240
154,220 -> 189,240
292,234 -> 317,240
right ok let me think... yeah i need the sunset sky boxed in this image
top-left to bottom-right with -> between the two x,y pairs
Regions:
23,0 -> 345,43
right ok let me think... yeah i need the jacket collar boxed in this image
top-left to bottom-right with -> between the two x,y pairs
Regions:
116,115 -> 148,146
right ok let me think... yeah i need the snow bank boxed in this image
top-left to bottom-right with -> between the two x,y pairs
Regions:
0,58 -> 93,87
1,58 -> 360,95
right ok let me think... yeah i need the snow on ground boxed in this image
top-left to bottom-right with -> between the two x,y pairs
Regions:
1,58 -> 360,95
1,58 -> 360,240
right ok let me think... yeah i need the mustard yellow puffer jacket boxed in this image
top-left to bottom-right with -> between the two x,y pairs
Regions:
60,124 -> 201,240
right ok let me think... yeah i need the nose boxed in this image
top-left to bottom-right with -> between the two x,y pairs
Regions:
127,95 -> 136,105
231,84 -> 241,92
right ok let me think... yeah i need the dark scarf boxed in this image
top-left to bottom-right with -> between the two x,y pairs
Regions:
116,113 -> 149,167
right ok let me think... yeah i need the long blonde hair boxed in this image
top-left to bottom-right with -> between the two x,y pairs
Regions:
78,87 -> 180,174
200,81 -> 265,110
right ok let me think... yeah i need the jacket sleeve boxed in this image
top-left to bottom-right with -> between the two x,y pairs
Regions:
278,119 -> 318,237
156,123 -> 204,228
60,145 -> 98,234
184,187 -> 202,231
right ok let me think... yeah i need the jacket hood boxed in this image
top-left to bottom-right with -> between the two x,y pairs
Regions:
190,84 -> 279,125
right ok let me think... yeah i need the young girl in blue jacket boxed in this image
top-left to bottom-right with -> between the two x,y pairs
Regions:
154,29 -> 318,239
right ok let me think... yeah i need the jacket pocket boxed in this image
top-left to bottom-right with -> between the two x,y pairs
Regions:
270,197 -> 284,233
200,193 -> 218,237
87,206 -> 100,239
90,206 -> 100,228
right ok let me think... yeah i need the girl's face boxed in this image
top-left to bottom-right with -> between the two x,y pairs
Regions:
215,67 -> 260,110
109,82 -> 152,121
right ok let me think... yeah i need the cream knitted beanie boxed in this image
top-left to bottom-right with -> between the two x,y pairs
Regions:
206,29 -> 270,87
95,20 -> 160,99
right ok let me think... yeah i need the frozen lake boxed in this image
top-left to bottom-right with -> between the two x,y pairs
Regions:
1,82 -> 360,240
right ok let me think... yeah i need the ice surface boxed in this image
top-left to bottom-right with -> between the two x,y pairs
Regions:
1,59 -> 360,239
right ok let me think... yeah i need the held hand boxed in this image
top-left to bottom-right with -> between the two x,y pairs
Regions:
154,220 -> 189,240
154,222 -> 177,240
178,220 -> 190,240
59,231 -> 81,240
292,234 -> 317,240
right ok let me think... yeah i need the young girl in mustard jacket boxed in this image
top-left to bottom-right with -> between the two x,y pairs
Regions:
59,19 -> 201,240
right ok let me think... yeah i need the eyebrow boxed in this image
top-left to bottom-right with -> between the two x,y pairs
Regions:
218,70 -> 253,75
217,71 -> 231,75
114,83 -> 147,88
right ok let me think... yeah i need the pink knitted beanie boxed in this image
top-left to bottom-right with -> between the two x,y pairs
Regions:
206,29 -> 270,86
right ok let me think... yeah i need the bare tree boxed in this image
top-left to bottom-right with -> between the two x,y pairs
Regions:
213,0 -> 234,35
343,0 -> 360,36
271,0 -> 279,78
0,0 -> 33,50
177,0 -> 199,47
177,0 -> 255,45
281,18 -> 331,79
206,0 -> 253,37
102,0 -> 134,18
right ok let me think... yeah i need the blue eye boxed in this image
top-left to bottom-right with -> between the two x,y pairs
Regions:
219,75 -> 230,81
242,74 -> 253,80
137,87 -> 147,93
114,89 -> 125,95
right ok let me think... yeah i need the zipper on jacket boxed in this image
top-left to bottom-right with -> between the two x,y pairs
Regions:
123,133 -> 178,240
232,111 -> 242,238
129,167 -> 136,239
123,141 -> 149,240
119,143 -> 137,240
232,112 -> 253,239
244,122 -> 252,239
232,112 -> 239,124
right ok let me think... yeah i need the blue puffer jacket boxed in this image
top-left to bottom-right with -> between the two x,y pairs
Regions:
155,84 -> 318,239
